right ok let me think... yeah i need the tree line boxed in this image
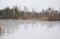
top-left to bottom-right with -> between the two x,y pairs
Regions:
0,6 -> 60,21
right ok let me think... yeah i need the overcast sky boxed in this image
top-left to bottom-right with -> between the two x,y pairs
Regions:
0,0 -> 60,11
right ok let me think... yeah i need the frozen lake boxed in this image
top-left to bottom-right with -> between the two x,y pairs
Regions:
0,20 -> 60,39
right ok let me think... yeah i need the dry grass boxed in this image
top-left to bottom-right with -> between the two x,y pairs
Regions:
0,23 -> 4,35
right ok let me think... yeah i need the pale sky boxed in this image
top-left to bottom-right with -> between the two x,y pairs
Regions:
0,0 -> 60,11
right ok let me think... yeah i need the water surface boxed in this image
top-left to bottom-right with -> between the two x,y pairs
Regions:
0,20 -> 60,39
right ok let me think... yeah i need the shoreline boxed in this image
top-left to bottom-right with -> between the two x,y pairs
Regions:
0,19 -> 59,21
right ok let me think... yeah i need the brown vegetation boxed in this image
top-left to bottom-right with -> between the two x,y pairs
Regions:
0,23 -> 4,35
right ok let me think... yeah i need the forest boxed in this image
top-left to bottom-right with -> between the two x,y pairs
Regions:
0,6 -> 60,21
